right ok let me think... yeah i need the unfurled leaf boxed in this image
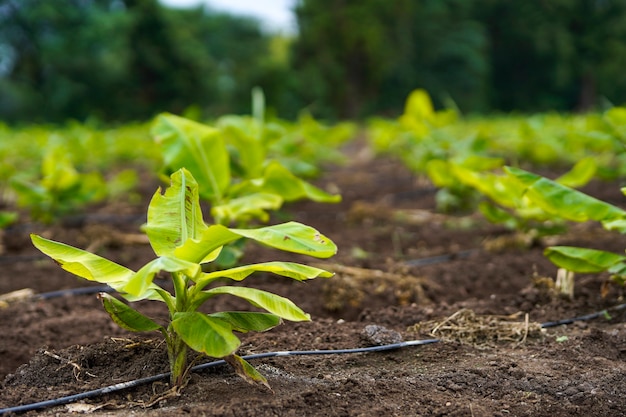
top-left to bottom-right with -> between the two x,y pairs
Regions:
124,256 -> 201,297
197,286 -> 310,322
478,202 -> 518,229
602,218 -> 626,234
196,261 -> 333,287
231,221 -> 337,258
0,211 -> 17,228
218,118 -> 266,179
209,312 -> 281,333
211,193 -> 283,225
555,157 -> 597,188
152,113 -> 230,202
232,161 -> 340,204
31,234 -> 134,286
99,293 -> 164,333
172,312 -> 240,358
173,224 -> 240,264
544,246 -> 626,273
506,167 -> 626,223
261,162 -> 341,203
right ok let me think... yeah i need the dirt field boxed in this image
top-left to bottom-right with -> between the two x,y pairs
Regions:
1,142 -> 625,416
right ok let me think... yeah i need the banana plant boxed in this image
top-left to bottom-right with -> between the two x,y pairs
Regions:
11,142 -> 109,224
506,166 -> 626,286
426,157 -> 599,236
31,168 -> 336,389
152,113 -> 341,267
152,113 -> 341,226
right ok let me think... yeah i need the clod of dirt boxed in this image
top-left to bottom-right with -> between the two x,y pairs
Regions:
361,324 -> 403,346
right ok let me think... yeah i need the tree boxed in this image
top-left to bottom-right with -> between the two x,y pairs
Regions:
0,0 -> 129,122
291,0 -> 488,119
0,0 -> 280,123
474,0 -> 626,112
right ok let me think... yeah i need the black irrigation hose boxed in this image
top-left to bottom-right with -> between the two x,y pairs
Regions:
13,250 -> 480,300
37,285 -> 115,300
404,249 -> 478,267
2,303 -> 626,415
0,340 -> 440,415
540,302 -> 626,328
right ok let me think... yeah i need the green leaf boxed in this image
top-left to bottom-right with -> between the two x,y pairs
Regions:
231,221 -> 337,258
544,246 -> 626,273
208,312 -> 281,333
173,224 -> 241,264
602,218 -> 626,234
426,160 -> 455,188
31,234 -> 134,286
124,256 -> 201,297
478,202 -> 518,229
450,164 -> 525,210
99,293 -> 164,333
211,193 -> 283,225
197,286 -> 310,322
143,168 -> 208,257
219,120 -> 266,179
505,167 -> 626,223
152,113 -> 230,203
196,261 -> 333,287
608,262 -> 626,278
403,89 -> 434,121
233,162 -> 340,204
0,211 -> 17,228
41,145 -> 79,191
264,162 -> 341,203
172,312 -> 240,358
555,158 -> 597,188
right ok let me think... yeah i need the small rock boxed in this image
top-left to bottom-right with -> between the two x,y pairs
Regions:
361,324 -> 403,346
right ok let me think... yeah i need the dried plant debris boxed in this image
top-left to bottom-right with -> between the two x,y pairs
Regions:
482,232 -> 537,252
316,263 -> 429,311
348,201 -> 446,226
0,288 -> 35,308
409,308 -> 544,346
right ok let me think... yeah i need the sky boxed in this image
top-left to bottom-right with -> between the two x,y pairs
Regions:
159,0 -> 296,32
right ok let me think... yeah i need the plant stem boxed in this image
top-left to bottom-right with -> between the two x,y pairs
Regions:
168,271 -> 190,387
167,329 -> 189,387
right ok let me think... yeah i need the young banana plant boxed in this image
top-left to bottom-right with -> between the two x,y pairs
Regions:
31,168 -> 336,389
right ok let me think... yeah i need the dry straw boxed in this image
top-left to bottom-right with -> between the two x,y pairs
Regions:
409,308 -> 544,346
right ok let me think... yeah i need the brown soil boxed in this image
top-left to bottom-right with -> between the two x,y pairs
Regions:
1,142 -> 626,416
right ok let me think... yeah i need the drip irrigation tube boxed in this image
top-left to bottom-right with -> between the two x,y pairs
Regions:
0,340 -> 440,415
0,249 -> 477,304
540,302 -> 626,328
1,302 -> 625,415
3,250 -> 480,302
404,249 -> 478,267
37,285 -> 115,300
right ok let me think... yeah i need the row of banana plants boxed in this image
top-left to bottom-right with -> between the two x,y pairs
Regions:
369,89 -> 626,180
366,89 -> 626,290
0,107 -> 355,226
368,90 -> 626,214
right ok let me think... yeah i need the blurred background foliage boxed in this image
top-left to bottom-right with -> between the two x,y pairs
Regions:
1,0 -> 626,124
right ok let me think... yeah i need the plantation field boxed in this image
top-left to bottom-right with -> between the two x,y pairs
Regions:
1,97 -> 626,416
0,143 -> 625,416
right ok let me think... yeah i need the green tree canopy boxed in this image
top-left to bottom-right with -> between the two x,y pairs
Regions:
291,0 -> 488,118
0,0 -> 276,123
